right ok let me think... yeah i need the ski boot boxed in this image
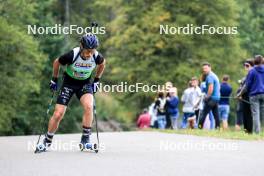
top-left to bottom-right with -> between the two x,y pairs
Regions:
35,136 -> 52,153
79,135 -> 98,153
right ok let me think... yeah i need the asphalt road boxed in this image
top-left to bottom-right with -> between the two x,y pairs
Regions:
0,131 -> 264,176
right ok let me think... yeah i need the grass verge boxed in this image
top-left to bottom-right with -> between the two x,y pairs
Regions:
154,128 -> 264,140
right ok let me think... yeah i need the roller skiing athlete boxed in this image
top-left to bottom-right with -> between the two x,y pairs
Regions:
35,33 -> 105,153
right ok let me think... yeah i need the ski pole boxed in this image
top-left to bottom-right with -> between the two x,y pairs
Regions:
34,91 -> 55,153
93,95 -> 100,153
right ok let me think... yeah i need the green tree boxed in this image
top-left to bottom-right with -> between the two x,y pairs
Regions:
99,0 -> 246,114
0,17 -> 46,135
239,0 -> 264,55
0,0 -> 47,135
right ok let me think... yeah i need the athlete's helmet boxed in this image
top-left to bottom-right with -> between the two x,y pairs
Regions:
80,33 -> 99,49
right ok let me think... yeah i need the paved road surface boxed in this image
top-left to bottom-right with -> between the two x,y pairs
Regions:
0,131 -> 264,176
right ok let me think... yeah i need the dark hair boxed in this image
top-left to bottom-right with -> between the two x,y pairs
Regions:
222,75 -> 229,82
158,92 -> 164,98
254,55 -> 263,65
202,62 -> 211,67
244,58 -> 254,67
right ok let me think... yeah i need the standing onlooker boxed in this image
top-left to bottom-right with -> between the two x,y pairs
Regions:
181,81 -> 195,128
236,59 -> 254,133
200,80 -> 215,129
191,77 -> 203,123
166,87 -> 179,129
148,101 -> 158,128
245,55 -> 264,134
219,75 -> 232,129
235,80 -> 244,131
137,109 -> 151,129
198,62 -> 220,129
154,92 -> 167,129
165,81 -> 173,92
165,81 -> 173,129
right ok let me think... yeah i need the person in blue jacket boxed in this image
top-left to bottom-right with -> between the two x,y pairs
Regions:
245,55 -> 264,133
166,87 -> 179,129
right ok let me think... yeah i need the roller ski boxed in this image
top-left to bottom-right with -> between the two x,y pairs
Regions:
34,134 -> 53,153
79,135 -> 99,153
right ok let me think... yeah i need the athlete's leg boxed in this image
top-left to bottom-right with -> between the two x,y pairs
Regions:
78,93 -> 93,147
48,104 -> 67,133
36,84 -> 74,151
80,94 -> 94,128
76,83 -> 94,147
36,105 -> 67,152
47,84 -> 74,133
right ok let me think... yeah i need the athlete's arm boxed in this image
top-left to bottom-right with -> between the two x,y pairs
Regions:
52,50 -> 74,78
52,58 -> 60,78
95,59 -> 106,78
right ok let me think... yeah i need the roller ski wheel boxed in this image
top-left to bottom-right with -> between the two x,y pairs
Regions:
79,142 -> 98,153
34,137 -> 52,154
35,143 -> 48,153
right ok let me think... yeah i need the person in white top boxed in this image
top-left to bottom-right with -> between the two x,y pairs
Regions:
181,81 -> 195,128
191,77 -> 203,125
181,77 -> 203,128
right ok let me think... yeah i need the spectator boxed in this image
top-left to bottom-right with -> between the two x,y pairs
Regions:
236,59 -> 254,133
166,87 -> 179,129
148,101 -> 158,128
235,79 -> 244,131
165,81 -> 173,92
198,62 -> 220,129
154,92 -> 167,129
191,77 -> 203,126
245,55 -> 264,134
235,113 -> 243,130
137,109 -> 151,129
165,81 -> 173,129
219,75 -> 232,129
181,81 -> 196,128
200,80 -> 215,129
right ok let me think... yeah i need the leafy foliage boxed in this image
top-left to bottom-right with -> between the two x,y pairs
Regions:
0,0 -> 263,135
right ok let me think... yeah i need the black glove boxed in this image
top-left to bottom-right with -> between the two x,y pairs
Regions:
49,77 -> 58,91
